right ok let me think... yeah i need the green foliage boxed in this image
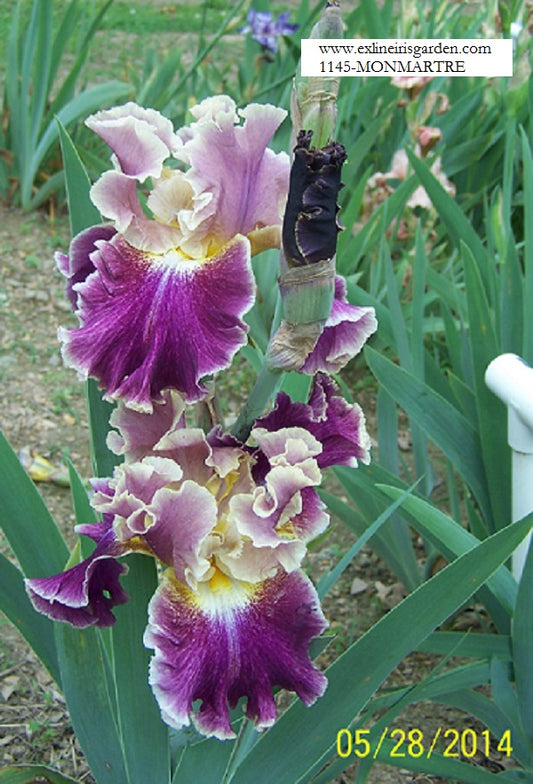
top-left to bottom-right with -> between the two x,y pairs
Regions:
0,766 -> 78,783
94,0 -> 228,34
1,0 -> 533,782
0,0 -> 130,209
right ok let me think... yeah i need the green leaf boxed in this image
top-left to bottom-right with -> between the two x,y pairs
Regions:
365,346 -> 492,523
31,80 -> 131,194
417,631 -> 512,660
490,657 -> 522,744
337,175 -> 418,277
67,459 -> 96,527
57,118 -> 100,235
112,556 -> 171,784
328,462 -> 421,591
0,429 -> 69,577
366,660 -> 492,715
377,486 -> 517,620
521,128 -> 533,364
462,242 -> 510,532
29,0 -> 52,150
229,514 -> 532,784
0,765 -> 78,783
406,148 -> 487,268
316,480 -> 420,599
173,736 -> 237,784
86,378 -> 122,478
0,553 -> 60,684
55,624 -> 129,784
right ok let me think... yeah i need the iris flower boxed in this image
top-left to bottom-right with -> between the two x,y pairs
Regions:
239,9 -> 298,53
56,97 -> 290,411
26,375 -> 371,738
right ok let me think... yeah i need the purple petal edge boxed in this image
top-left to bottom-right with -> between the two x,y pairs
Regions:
256,373 -> 371,469
144,569 -> 327,739
300,277 -> 378,374
25,528 -> 129,628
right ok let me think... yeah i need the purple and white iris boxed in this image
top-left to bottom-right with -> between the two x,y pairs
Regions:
27,94 -> 378,740
57,98 -> 290,410
26,375 -> 371,738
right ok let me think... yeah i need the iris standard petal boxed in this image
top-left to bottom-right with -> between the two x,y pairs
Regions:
59,233 -> 254,410
144,568 -> 327,739
90,170 -> 185,254
85,102 -> 178,180
175,96 -> 289,256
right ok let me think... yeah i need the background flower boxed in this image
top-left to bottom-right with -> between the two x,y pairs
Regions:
239,8 -> 298,53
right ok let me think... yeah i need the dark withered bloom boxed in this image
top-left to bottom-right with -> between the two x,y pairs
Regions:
269,130 -> 376,373
282,130 -> 346,267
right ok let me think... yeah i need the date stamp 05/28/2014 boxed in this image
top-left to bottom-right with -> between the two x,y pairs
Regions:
336,727 -> 513,761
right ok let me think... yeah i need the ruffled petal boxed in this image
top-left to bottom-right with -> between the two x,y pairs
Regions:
107,391 -> 186,461
25,527 -> 128,628
91,456 -> 185,540
59,233 -> 254,410
144,568 -> 327,739
300,277 -> 378,374
175,96 -> 289,256
85,102 -> 177,180
257,373 -> 372,468
90,171 -> 184,253
91,454 -> 218,585
144,481 -> 217,586
223,426 -> 327,576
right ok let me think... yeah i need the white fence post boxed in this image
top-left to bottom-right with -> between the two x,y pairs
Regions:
485,353 -> 533,580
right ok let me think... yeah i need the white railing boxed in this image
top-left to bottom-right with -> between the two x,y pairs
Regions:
485,353 -> 533,580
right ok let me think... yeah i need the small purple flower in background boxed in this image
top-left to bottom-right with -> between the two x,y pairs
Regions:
240,8 -> 298,53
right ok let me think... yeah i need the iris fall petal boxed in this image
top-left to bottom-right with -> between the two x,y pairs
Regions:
144,568 -> 327,739
25,526 -> 129,628
59,233 -> 254,410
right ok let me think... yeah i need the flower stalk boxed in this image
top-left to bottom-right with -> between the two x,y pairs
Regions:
232,2 -> 350,440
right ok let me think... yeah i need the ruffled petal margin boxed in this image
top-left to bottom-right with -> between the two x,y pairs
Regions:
85,102 -> 177,180
144,568 -> 327,739
257,373 -> 372,469
300,277 -> 377,374
59,233 -> 254,410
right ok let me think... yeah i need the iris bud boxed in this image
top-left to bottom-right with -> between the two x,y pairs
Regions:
292,1 -> 344,148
